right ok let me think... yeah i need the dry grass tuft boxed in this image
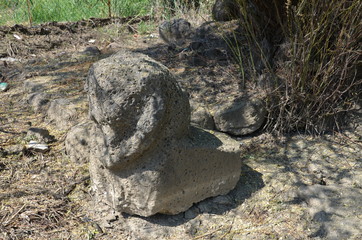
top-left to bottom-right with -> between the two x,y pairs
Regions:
231,0 -> 362,134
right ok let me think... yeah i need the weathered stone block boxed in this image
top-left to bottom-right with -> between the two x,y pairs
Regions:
214,97 -> 266,136
81,49 -> 241,216
90,126 -> 241,216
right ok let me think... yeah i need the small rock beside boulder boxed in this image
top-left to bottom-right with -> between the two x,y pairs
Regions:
190,100 -> 215,129
26,92 -> 51,113
26,127 -> 54,143
65,121 -> 93,163
67,50 -> 242,217
47,98 -> 80,131
159,18 -> 194,47
82,46 -> 101,56
214,97 -> 266,136
25,127 -> 54,152
190,96 -> 267,136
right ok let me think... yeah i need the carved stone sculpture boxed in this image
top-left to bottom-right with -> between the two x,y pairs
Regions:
68,50 -> 242,217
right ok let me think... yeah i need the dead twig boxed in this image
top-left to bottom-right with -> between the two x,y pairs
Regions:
220,217 -> 235,239
2,204 -> 27,227
220,225 -> 233,239
193,226 -> 224,239
7,42 -> 16,57
46,228 -> 66,234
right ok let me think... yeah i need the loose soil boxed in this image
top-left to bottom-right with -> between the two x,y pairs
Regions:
0,17 -> 361,240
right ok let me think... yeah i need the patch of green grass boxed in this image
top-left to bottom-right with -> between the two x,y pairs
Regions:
31,0 -> 105,23
137,21 -> 157,34
0,0 -> 153,25
111,0 -> 152,18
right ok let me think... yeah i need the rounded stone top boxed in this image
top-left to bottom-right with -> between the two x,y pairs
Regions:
85,50 -> 190,169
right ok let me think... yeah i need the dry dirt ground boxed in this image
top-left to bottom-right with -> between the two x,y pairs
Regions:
0,17 -> 361,240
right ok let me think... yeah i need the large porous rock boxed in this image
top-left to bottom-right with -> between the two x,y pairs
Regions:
86,50 -> 191,168
214,97 -> 266,136
84,50 -> 241,217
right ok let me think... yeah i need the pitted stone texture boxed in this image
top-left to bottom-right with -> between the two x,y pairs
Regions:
85,50 -> 190,169
84,49 -> 241,217
214,97 -> 266,136
89,126 -> 241,217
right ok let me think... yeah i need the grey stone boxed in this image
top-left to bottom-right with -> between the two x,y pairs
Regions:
190,101 -> 215,130
85,50 -> 190,169
90,126 -> 241,217
26,127 -> 54,143
23,80 -> 44,93
184,206 -> 199,219
47,98 -> 78,131
84,50 -> 241,217
188,55 -> 207,66
82,46 -> 101,56
202,48 -> 226,60
65,121 -> 94,163
214,97 -> 266,136
159,18 -> 194,47
212,0 -> 240,22
189,41 -> 205,51
27,92 -> 51,113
